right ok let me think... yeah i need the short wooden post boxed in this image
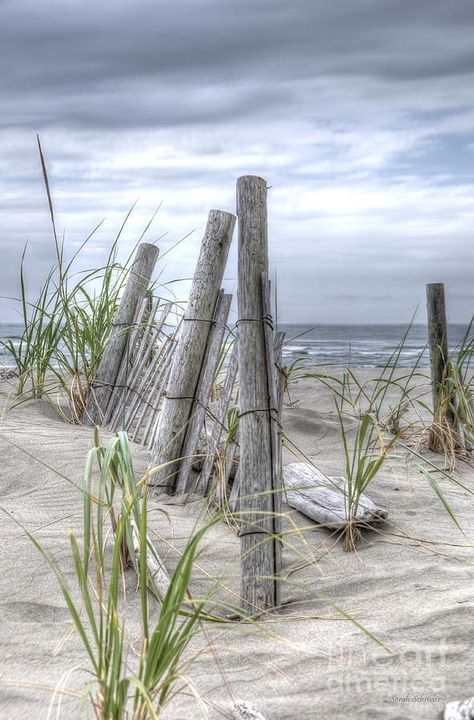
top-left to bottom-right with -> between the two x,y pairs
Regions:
237,175 -> 281,615
150,210 -> 235,492
83,243 -> 159,427
426,283 -> 450,417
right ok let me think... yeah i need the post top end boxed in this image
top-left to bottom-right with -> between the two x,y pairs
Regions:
137,242 -> 159,252
208,209 -> 236,219
237,175 -> 267,185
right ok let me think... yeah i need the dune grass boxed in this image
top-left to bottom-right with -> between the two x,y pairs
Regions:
296,320 -> 473,548
1,139 -> 191,421
335,393 -> 397,552
298,331 -> 418,549
2,234 -> 145,417
2,429 -> 218,719
424,322 -> 474,464
1,194 -> 141,408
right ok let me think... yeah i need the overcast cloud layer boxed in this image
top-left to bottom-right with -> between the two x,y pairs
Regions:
1,0 -> 473,323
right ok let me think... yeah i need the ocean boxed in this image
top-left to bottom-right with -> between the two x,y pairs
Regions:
0,323 -> 25,366
277,323 -> 471,368
0,322 -> 471,369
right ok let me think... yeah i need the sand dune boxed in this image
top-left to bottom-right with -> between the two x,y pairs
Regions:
0,371 -> 473,719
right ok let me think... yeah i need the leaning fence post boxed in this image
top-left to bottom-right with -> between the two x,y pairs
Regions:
237,175 -> 281,614
150,209 -> 235,493
175,290 -> 233,494
83,243 -> 159,427
426,283 -> 450,416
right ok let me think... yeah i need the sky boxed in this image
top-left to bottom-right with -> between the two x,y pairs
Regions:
1,0 -> 473,324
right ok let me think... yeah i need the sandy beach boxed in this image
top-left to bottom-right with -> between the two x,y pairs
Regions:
3,1 -> 474,717
1,369 -> 473,720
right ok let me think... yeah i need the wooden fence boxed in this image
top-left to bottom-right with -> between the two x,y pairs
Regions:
82,177 -> 287,614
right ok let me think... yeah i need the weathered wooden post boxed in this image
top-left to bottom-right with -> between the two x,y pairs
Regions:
237,175 -> 281,614
175,290 -> 233,494
150,210 -> 235,492
197,341 -> 239,496
426,283 -> 451,417
83,243 -> 159,427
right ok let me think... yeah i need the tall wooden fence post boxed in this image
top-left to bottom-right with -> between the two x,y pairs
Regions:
150,209 -> 235,493
83,243 -> 159,427
426,283 -> 450,418
237,175 -> 281,615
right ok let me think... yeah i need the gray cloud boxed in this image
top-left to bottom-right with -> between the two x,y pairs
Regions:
0,0 -> 473,323
3,0 -> 474,127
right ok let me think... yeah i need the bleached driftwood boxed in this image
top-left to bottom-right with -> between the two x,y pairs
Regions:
444,696 -> 474,720
283,462 -> 388,529
233,700 -> 266,720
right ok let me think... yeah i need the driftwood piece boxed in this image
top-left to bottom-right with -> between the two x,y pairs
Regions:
237,175 -> 280,613
444,697 -> 474,720
233,700 -> 267,720
83,243 -> 159,426
150,210 -> 235,493
283,462 -> 388,528
175,291 -> 232,494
